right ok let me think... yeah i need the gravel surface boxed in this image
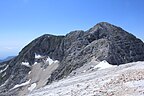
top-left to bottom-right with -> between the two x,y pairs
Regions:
28,61 -> 144,96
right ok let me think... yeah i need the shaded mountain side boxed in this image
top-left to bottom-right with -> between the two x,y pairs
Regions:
18,34 -> 65,64
0,22 -> 144,96
0,35 -> 64,94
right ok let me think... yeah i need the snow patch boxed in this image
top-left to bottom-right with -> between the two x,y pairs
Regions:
35,54 -> 42,59
28,71 -> 31,74
22,62 -> 31,67
46,57 -> 53,65
93,60 -> 113,70
34,62 -> 38,65
46,57 -> 58,65
2,72 -> 6,77
0,65 -> 9,73
28,83 -> 37,91
83,70 -> 86,73
11,79 -> 31,90
54,60 -> 59,63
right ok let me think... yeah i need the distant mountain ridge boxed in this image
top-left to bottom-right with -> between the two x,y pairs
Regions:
0,56 -> 15,63
0,22 -> 144,96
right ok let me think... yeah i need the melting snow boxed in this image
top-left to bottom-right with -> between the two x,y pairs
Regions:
11,79 -> 31,90
22,62 -> 31,67
28,83 -> 37,91
93,60 -> 113,70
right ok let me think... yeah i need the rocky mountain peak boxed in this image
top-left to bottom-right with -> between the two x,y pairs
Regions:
0,22 -> 144,96
88,22 -> 123,34
96,22 -> 115,27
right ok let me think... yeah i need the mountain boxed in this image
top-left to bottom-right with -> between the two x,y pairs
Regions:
0,22 -> 144,96
0,56 -> 15,63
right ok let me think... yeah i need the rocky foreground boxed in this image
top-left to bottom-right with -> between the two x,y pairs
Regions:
28,61 -> 144,96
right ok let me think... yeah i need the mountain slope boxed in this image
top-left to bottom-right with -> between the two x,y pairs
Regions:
0,22 -> 144,96
28,61 -> 144,96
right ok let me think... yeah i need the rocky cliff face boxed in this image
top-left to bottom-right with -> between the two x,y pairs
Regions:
48,22 -> 144,83
0,22 -> 144,96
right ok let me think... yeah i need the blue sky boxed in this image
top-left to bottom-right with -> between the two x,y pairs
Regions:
0,0 -> 144,59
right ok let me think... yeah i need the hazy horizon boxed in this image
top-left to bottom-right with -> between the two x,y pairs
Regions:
0,0 -> 144,59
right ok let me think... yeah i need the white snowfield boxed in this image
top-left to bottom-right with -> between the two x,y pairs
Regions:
28,61 -> 144,96
93,60 -> 114,70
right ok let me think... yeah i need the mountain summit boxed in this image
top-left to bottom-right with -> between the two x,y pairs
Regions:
0,22 -> 144,96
